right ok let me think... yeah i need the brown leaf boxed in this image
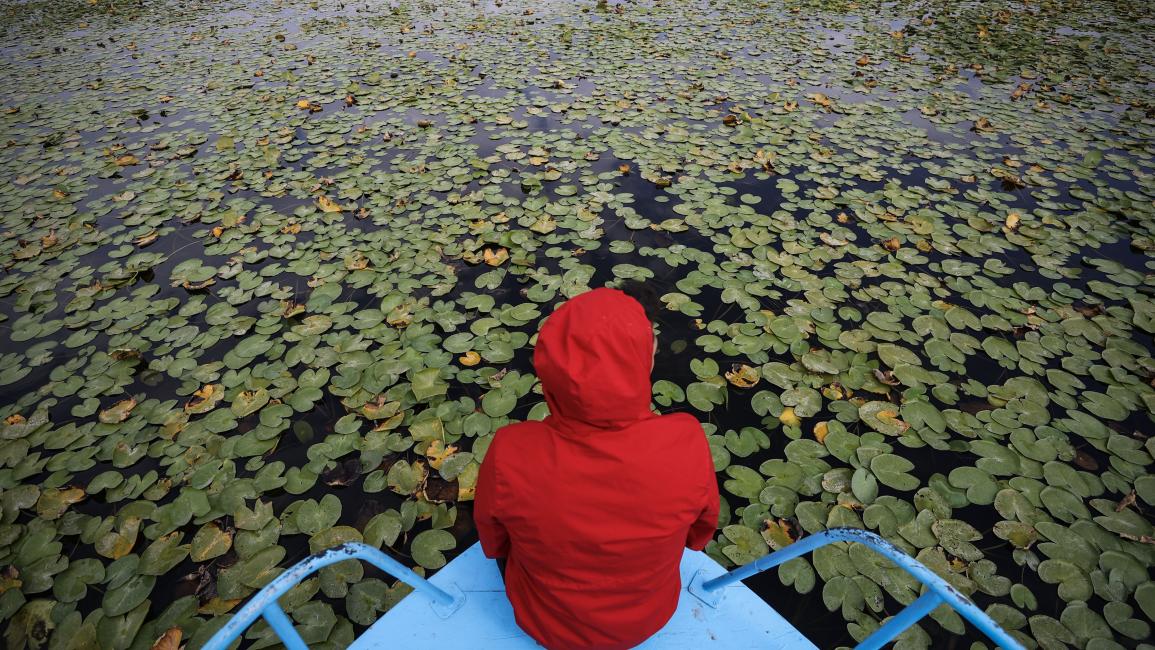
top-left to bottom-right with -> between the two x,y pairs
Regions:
482,247 -> 509,267
99,398 -> 138,424
197,596 -> 241,616
345,252 -> 369,271
135,231 -> 159,247
881,237 -> 901,252
36,487 -> 86,519
0,566 -> 22,594
761,519 -> 796,551
150,628 -> 182,650
1075,304 -> 1103,318
315,195 -> 342,213
1073,449 -> 1099,471
422,475 -> 459,504
814,421 -> 830,444
822,383 -> 846,400
1118,532 -> 1155,545
807,92 -> 832,108
321,458 -> 362,487
779,407 -> 801,427
185,384 -> 221,414
425,440 -> 459,470
110,349 -> 141,362
725,364 -> 760,388
1116,490 -> 1137,512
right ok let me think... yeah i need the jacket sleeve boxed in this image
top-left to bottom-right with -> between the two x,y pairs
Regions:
475,434 -> 510,559
686,431 -> 720,551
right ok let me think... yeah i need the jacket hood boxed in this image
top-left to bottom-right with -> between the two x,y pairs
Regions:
534,288 -> 654,431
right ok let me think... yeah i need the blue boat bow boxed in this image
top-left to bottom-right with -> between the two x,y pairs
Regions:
203,527 -> 1026,649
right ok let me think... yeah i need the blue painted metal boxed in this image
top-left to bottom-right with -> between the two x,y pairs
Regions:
690,527 -> 1026,650
200,543 -> 463,650
854,592 -> 942,650
260,602 -> 308,650
205,527 -> 1027,650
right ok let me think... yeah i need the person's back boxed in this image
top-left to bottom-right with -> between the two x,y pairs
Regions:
475,287 -> 719,650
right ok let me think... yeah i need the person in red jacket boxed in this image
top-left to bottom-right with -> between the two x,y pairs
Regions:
474,286 -> 721,650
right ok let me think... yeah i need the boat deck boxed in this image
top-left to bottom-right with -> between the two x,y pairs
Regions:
352,542 -> 817,649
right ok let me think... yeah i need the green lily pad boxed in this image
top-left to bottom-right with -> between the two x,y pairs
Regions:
721,525 -> 769,565
859,402 -> 909,437
869,454 -> 919,491
190,523 -> 233,562
230,388 -> 269,417
411,368 -> 448,402
410,529 -> 456,570
482,388 -> 517,418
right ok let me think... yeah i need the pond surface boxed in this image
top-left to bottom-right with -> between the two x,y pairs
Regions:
1,0 -> 1154,648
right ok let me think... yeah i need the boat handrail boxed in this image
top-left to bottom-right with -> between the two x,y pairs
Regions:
201,542 -> 465,650
687,527 -> 1026,650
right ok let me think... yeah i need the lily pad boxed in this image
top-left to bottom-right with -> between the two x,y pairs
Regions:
410,529 -> 456,570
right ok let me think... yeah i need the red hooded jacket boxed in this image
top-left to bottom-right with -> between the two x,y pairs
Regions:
475,288 -> 720,650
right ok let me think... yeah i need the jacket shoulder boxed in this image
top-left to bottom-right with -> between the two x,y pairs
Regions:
493,419 -> 547,440
653,411 -> 705,436
488,419 -> 547,455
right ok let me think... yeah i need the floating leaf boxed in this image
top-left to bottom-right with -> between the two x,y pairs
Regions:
36,487 -> 85,519
411,529 -> 456,570
725,364 -> 760,388
191,523 -> 233,562
230,388 -> 269,417
869,454 -> 918,491
779,407 -> 801,428
482,388 -> 517,417
150,628 -> 182,650
859,401 -> 909,436
315,195 -> 343,213
411,368 -> 448,402
722,525 -> 769,565
99,398 -> 137,423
